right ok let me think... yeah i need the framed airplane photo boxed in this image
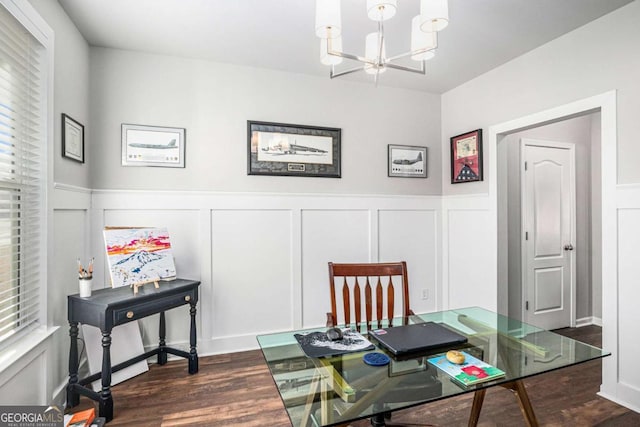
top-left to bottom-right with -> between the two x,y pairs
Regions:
450,129 -> 483,184
247,121 -> 341,177
121,123 -> 186,168
388,144 -> 427,178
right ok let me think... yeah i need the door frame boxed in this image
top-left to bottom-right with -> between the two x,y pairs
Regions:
488,90 -> 617,399
520,139 -> 577,328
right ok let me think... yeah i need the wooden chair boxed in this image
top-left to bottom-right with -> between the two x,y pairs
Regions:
327,261 -> 414,330
325,262 -> 430,427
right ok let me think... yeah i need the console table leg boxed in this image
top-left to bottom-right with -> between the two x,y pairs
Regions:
189,302 -> 198,374
66,321 -> 80,408
100,331 -> 114,422
158,311 -> 167,365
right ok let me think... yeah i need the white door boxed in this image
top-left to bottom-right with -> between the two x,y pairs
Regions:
521,139 -> 576,330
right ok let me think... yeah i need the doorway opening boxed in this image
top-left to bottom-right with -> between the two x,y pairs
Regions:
488,90 -> 617,399
497,113 -> 599,331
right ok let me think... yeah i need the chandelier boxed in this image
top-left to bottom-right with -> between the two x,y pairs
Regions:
315,0 -> 449,83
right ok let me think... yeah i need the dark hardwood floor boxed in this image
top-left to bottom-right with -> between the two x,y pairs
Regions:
70,325 -> 640,426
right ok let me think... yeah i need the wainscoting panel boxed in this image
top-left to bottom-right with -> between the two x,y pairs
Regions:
88,191 -> 441,354
616,207 -> 640,406
445,207 -> 495,311
301,209 -> 371,328
378,210 -> 438,314
49,184 -> 92,405
101,209 -> 202,345
210,209 -> 294,338
0,348 -> 46,404
51,209 -> 90,403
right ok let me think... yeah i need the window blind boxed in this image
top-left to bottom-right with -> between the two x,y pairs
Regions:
0,3 -> 45,343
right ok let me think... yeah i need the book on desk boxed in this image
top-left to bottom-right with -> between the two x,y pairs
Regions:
427,351 -> 505,387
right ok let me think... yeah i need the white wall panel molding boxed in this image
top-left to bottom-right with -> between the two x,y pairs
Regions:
90,190 -> 442,355
0,327 -> 55,405
47,184 -> 92,406
91,189 -> 442,210
613,208 -> 640,410
616,184 -> 640,208
52,183 -> 91,210
441,194 -> 494,311
378,209 -> 440,312
53,182 -> 92,193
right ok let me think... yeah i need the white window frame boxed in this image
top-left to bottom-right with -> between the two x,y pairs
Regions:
0,0 -> 53,352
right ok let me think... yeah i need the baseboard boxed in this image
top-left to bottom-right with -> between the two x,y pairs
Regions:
576,316 -> 603,327
597,390 -> 640,413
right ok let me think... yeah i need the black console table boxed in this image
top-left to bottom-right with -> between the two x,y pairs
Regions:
66,278 -> 200,422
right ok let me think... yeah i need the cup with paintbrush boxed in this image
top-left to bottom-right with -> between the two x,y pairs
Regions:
78,257 -> 94,298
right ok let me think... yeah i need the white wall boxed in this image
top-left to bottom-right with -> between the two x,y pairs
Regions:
89,48 -> 442,195
30,0 -> 90,187
441,0 -> 640,411
441,1 -> 640,196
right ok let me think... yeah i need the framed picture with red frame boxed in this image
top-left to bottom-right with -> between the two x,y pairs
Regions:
450,129 -> 483,184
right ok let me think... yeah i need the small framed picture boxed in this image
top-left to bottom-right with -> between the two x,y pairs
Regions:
247,121 -> 341,178
122,124 -> 185,168
388,144 -> 427,178
62,114 -> 84,163
450,129 -> 483,184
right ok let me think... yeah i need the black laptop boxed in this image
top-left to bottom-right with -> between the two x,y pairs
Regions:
369,322 -> 467,356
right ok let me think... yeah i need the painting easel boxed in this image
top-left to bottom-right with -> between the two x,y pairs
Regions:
131,279 -> 160,295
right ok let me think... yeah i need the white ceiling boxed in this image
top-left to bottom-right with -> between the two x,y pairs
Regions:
58,0 -> 634,93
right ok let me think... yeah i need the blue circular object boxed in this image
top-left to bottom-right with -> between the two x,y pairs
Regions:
363,352 -> 390,366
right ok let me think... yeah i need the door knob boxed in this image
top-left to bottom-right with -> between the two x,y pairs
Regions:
564,244 -> 574,251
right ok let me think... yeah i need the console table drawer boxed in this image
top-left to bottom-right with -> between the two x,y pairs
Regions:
113,291 -> 194,324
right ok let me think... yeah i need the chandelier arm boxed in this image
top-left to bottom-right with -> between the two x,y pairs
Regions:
385,61 -> 426,75
330,65 -> 366,79
327,49 -> 376,65
386,47 -> 435,62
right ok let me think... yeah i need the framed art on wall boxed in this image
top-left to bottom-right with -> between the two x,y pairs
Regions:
121,123 -> 185,168
388,144 -> 427,178
450,129 -> 483,183
247,121 -> 341,178
62,113 -> 84,163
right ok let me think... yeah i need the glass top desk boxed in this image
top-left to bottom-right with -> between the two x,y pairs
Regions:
257,307 -> 609,427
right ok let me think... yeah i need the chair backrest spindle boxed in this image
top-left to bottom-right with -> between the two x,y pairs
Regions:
342,277 -> 350,325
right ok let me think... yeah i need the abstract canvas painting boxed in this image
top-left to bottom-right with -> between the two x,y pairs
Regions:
103,227 -> 177,288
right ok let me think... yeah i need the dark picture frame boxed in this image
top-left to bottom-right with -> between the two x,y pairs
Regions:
247,121 -> 341,178
388,144 -> 427,178
121,123 -> 185,168
450,129 -> 483,183
62,113 -> 84,163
